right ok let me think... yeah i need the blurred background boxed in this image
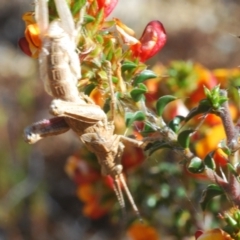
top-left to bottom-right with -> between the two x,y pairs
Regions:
0,0 -> 240,239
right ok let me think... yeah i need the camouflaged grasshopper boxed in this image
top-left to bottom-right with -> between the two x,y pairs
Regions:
24,0 -> 144,217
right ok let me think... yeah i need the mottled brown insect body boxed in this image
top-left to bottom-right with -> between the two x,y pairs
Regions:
25,0 -> 144,218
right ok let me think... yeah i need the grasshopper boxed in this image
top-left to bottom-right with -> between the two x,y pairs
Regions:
24,0 -> 144,217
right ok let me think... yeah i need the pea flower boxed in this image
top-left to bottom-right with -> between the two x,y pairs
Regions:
18,12 -> 41,58
115,19 -> 167,62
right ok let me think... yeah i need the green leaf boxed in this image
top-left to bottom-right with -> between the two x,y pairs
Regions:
145,141 -> 172,156
204,152 -> 216,170
218,97 -> 228,105
156,95 -> 177,116
84,14 -> 95,23
121,61 -> 137,72
133,70 -> 157,86
112,76 -> 118,84
168,115 -> 185,133
103,98 -> 110,113
141,122 -> 156,136
95,34 -> 104,44
187,157 -> 205,173
130,83 -> 148,102
72,0 -> 86,15
125,111 -> 146,127
227,163 -> 239,178
203,85 -> 212,99
84,84 -> 95,95
177,129 -> 195,148
91,8 -> 104,34
200,184 -> 224,211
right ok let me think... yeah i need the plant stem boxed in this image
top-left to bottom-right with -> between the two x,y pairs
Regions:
219,90 -> 237,152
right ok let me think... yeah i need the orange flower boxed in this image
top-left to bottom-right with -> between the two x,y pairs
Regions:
77,184 -> 112,219
19,12 -> 41,58
89,87 -> 105,107
213,68 -> 240,88
127,223 -> 160,240
195,124 -> 226,165
66,155 -> 115,219
195,102 -> 237,167
195,228 -> 233,240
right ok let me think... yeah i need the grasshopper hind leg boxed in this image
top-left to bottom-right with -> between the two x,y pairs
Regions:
113,177 -> 126,216
118,174 -> 142,220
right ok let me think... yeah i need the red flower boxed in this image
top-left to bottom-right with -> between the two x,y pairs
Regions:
115,19 -> 166,62
122,145 -> 145,170
97,0 -> 118,17
130,21 -> 167,62
65,155 -> 102,185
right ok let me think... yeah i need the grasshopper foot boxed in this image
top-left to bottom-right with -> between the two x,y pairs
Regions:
24,126 -> 42,144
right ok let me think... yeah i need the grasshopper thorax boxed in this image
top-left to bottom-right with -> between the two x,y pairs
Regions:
48,20 -> 68,39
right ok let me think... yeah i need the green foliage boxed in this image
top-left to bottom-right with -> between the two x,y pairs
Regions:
156,95 -> 177,116
200,184 -> 224,211
177,129 -> 195,148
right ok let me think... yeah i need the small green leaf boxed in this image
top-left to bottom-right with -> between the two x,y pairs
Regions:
112,76 -> 118,83
91,8 -> 104,34
145,141 -> 171,156
227,163 -> 239,178
203,86 -> 212,99
204,152 -> 216,170
168,115 -> 185,132
72,0 -> 87,15
121,61 -> 137,72
187,157 -> 205,173
141,122 -> 156,136
218,97 -> 228,105
125,111 -> 145,127
84,84 -> 95,95
130,83 -> 148,102
133,70 -> 157,86
103,98 -> 110,113
156,95 -> 177,116
177,129 -> 195,148
224,213 -> 238,230
95,34 -> 104,44
83,14 -> 95,23
200,184 -> 224,211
